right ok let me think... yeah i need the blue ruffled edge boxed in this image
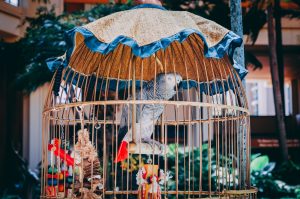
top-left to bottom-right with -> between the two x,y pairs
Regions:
47,28 -> 246,75
67,27 -> 243,59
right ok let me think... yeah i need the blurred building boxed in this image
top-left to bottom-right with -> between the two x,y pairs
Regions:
245,17 -> 300,116
0,0 -> 126,42
0,0 -> 63,42
244,17 -> 300,158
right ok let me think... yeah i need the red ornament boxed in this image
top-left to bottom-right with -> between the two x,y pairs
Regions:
46,186 -> 56,197
58,184 -> 65,192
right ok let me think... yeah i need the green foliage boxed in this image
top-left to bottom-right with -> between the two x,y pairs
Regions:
250,154 -> 300,198
165,145 -> 300,198
11,7 -> 67,91
251,155 -> 270,172
166,143 -> 235,193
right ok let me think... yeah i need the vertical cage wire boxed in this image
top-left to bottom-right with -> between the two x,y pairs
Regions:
41,35 -> 256,199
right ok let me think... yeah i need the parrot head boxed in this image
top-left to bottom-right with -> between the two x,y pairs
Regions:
155,73 -> 182,98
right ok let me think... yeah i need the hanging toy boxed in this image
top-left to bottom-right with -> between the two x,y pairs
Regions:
73,128 -> 103,199
136,157 -> 173,199
47,165 -> 58,197
46,185 -> 57,197
48,138 -> 74,166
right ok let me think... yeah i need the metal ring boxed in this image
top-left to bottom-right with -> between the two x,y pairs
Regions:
95,123 -> 101,130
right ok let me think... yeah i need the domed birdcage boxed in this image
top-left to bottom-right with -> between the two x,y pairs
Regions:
41,3 -> 257,199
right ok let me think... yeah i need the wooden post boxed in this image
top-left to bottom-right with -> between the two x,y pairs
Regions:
230,0 -> 245,71
230,0 -> 248,188
267,4 -> 289,161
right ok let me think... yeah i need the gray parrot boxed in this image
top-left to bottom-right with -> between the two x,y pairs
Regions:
115,73 -> 182,162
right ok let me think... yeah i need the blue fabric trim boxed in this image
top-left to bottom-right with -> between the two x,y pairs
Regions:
46,56 -> 65,72
47,26 -> 243,68
131,4 -> 167,10
64,67 -> 238,96
46,27 -> 244,72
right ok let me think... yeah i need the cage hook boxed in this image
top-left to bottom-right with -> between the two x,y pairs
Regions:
74,103 -> 85,130
75,105 -> 84,114
146,155 -> 152,164
52,98 -> 59,112
95,123 -> 101,130
72,97 -> 78,103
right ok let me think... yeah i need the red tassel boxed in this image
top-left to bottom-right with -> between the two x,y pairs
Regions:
115,141 -> 128,163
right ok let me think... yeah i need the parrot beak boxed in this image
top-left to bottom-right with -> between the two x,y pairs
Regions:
175,74 -> 182,89
176,75 -> 182,84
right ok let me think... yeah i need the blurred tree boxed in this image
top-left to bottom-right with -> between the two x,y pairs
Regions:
240,0 -> 300,161
267,1 -> 289,161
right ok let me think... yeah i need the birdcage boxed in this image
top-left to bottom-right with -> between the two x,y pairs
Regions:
41,4 -> 257,199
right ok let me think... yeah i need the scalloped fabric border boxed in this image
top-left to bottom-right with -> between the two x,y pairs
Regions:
47,27 -> 246,76
66,27 -> 242,59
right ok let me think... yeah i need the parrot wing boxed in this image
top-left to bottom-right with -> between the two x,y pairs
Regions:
119,101 -> 130,130
118,89 -> 144,144
119,87 -> 145,129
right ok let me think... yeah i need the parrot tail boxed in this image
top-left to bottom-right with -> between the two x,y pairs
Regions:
115,141 -> 129,163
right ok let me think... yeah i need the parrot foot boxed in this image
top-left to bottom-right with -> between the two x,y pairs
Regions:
141,138 -> 166,153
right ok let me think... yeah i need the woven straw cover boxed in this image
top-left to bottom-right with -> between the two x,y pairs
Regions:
66,8 -> 240,83
83,9 -> 228,47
